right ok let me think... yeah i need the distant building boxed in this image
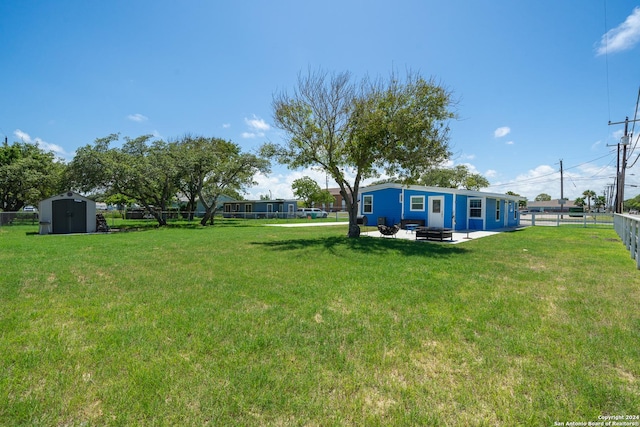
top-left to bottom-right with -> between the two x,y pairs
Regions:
526,199 -> 578,213
320,187 -> 354,212
222,199 -> 298,218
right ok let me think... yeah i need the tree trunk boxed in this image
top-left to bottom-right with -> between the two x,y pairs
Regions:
200,210 -> 211,226
345,194 -> 361,238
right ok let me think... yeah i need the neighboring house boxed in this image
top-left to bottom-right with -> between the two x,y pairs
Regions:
320,187 -> 352,212
526,199 -> 578,213
194,194 -> 236,217
360,183 -> 522,231
222,199 -> 298,218
38,191 -> 97,235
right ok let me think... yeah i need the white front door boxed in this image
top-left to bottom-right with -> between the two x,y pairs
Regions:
428,196 -> 445,228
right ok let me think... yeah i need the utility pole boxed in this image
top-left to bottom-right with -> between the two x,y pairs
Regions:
609,116 -> 637,213
559,159 -> 564,216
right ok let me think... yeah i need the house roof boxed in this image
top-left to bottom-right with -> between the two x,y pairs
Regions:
361,183 -> 524,202
40,191 -> 96,204
527,199 -> 577,209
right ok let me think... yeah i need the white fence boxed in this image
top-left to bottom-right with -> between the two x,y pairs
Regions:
614,214 -> 640,269
520,212 -> 614,227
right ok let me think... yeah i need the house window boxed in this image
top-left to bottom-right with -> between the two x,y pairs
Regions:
469,199 -> 482,218
224,204 -> 231,213
495,200 -> 500,221
245,204 -> 252,213
235,204 -> 240,212
410,196 -> 425,211
363,195 -> 373,214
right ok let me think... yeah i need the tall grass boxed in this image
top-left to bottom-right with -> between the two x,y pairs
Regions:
0,224 -> 638,425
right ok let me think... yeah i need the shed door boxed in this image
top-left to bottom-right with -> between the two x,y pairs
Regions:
52,199 -> 87,234
428,196 -> 445,228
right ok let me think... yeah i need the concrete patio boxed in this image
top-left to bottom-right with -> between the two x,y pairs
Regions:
361,227 -> 524,244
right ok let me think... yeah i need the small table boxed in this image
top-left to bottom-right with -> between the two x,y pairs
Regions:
405,223 -> 419,233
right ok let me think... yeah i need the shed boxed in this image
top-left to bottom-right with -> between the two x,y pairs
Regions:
360,183 -> 522,231
38,191 -> 97,235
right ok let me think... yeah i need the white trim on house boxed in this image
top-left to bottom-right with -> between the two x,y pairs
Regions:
410,195 -> 425,212
468,197 -> 485,229
362,194 -> 374,214
428,196 -> 445,228
361,182 -> 523,203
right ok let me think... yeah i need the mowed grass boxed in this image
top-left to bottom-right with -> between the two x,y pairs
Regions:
0,223 -> 639,426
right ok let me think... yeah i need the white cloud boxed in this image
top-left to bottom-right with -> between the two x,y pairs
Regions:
222,123 -> 231,129
13,129 -> 69,159
242,115 -> 270,138
245,116 -> 270,131
506,140 -> 514,145
485,169 -> 497,178
13,129 -> 31,143
494,126 -> 511,138
596,7 -> 640,56
127,113 -> 148,122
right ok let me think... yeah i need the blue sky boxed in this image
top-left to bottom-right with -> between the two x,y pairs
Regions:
2,1 -> 639,202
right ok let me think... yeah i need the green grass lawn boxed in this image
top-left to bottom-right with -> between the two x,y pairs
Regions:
1,223 -> 639,426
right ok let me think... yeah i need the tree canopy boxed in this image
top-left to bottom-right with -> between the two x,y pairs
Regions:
262,69 -> 456,237
291,176 -> 334,208
0,141 -> 64,211
67,133 -> 269,226
178,135 -> 269,226
417,164 -> 489,190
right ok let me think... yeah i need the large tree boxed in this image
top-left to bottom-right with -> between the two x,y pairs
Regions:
291,176 -> 334,208
178,136 -> 270,226
535,193 -> 552,202
262,69 -> 455,237
0,141 -> 64,211
418,164 -> 489,190
68,134 -> 181,226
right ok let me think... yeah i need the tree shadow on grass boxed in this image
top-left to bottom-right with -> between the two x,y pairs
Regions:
251,235 -> 469,259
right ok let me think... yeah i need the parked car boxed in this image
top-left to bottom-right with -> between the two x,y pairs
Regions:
296,208 -> 328,218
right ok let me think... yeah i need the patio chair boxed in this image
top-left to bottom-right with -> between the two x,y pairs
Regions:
378,224 -> 400,237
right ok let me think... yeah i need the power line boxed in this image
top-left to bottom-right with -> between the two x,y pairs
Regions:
487,150 -> 617,189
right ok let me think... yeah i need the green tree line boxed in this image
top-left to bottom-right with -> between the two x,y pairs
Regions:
0,134 -> 270,226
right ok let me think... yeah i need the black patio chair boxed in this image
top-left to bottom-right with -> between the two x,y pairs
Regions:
377,224 -> 400,237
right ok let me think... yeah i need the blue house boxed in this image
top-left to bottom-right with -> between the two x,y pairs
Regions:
222,199 -> 298,219
360,183 -> 522,231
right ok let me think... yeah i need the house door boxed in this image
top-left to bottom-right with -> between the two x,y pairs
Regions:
52,199 -> 87,234
428,196 -> 445,228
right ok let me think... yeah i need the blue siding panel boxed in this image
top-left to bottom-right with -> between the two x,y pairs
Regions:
361,188 -> 402,226
361,184 -> 521,232
455,195 -> 468,231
